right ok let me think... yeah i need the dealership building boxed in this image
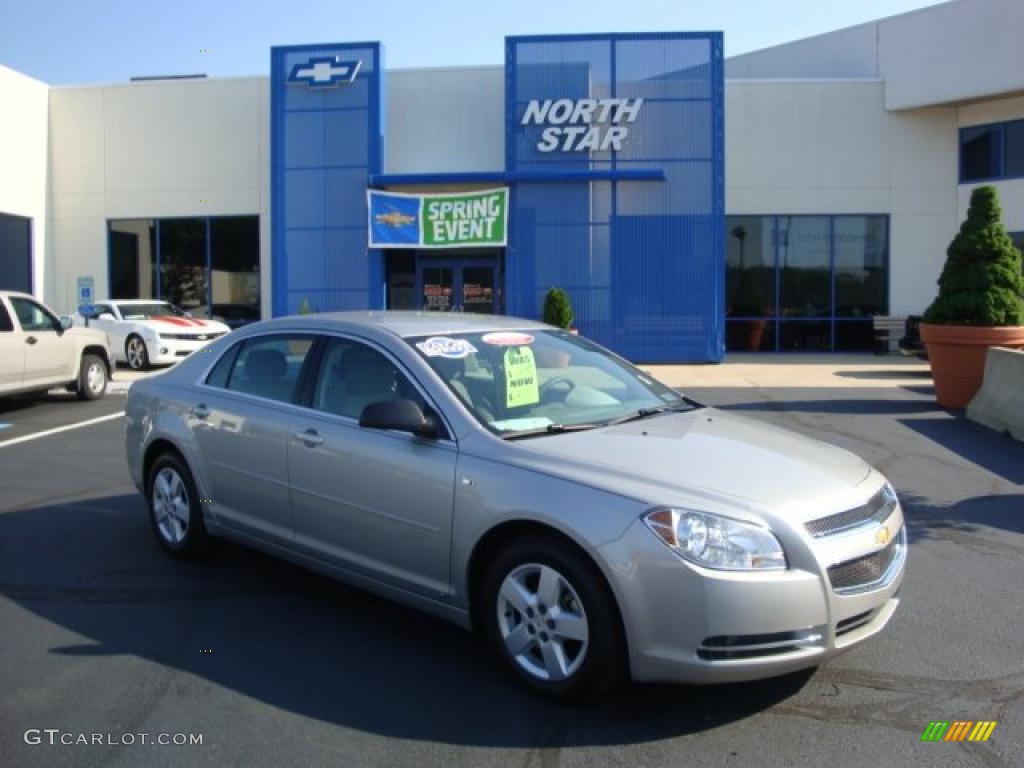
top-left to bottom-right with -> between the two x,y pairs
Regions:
1,0 -> 1022,362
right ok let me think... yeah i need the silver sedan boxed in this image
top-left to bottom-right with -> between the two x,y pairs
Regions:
125,312 -> 905,699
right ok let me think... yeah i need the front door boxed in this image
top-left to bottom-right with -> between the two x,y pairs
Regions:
418,259 -> 498,314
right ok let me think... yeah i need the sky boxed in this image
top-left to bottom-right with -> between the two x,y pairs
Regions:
0,0 -> 947,85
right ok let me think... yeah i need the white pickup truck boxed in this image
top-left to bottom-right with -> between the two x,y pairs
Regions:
0,291 -> 113,400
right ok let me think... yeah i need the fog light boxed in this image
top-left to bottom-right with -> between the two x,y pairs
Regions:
160,347 -> 169,355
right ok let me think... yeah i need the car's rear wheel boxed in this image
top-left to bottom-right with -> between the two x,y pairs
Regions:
125,335 -> 150,371
481,535 -> 625,700
147,452 -> 208,559
76,354 -> 107,400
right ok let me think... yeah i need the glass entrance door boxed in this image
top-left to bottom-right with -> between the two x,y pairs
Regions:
417,260 -> 498,314
420,264 -> 456,312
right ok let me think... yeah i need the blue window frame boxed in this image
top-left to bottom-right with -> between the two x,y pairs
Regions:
725,215 -> 890,353
959,118 -> 1024,183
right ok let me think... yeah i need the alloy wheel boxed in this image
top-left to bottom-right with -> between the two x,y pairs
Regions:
86,362 -> 105,394
496,563 -> 590,682
152,467 -> 190,545
127,338 -> 145,369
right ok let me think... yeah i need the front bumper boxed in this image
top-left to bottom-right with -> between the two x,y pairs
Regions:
147,335 -> 223,365
598,505 -> 906,684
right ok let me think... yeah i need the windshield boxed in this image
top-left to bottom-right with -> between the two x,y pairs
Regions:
408,329 -> 695,437
115,302 -> 187,320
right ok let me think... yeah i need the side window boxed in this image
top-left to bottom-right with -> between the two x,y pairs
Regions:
0,302 -> 13,332
313,339 -> 425,421
205,342 -> 242,388
9,297 -> 58,332
224,335 -> 315,404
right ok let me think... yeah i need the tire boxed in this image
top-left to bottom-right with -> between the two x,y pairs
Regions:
146,452 -> 209,559
76,354 -> 108,401
481,534 -> 626,700
125,334 -> 150,371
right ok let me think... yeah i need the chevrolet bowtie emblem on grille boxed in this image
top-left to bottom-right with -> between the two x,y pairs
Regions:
875,525 -> 891,545
287,57 -> 361,88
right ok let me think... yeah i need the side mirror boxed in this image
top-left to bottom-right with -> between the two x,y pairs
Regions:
359,398 -> 439,439
59,316 -> 73,332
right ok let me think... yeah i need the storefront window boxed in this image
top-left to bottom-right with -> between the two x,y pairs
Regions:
109,219 -> 156,299
159,219 -> 207,312
210,217 -> 261,326
779,216 -> 830,318
834,216 -> 888,317
108,217 -> 260,323
725,214 -> 889,352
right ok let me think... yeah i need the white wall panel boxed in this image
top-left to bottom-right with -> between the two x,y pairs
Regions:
384,67 -> 504,174
0,65 -> 49,298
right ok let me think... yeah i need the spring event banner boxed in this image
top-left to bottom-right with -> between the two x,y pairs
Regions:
367,188 -> 508,249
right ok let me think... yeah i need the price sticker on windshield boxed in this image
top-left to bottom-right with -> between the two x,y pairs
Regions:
505,346 -> 539,408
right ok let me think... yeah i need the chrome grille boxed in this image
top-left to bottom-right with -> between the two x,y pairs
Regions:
805,485 -> 896,537
828,529 -> 904,594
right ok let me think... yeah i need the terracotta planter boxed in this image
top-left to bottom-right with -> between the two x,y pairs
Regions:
920,323 -> 1024,408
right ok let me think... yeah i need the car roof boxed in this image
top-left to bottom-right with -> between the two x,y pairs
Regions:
108,299 -> 169,304
246,311 -> 552,339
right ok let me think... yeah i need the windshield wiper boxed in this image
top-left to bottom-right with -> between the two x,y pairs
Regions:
603,400 -> 702,426
501,423 -> 605,440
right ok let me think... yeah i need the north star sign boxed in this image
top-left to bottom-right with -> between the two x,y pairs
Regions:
521,97 -> 644,152
287,56 -> 361,88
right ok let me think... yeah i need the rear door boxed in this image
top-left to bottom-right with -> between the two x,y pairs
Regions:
0,297 -> 24,391
286,336 -> 458,597
190,333 -> 319,545
8,296 -> 76,387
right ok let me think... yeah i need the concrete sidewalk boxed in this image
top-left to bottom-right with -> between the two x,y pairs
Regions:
642,354 -> 932,390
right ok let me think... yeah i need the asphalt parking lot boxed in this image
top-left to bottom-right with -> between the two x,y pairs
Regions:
0,375 -> 1021,768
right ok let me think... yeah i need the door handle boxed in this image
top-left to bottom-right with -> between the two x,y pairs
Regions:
192,404 -> 211,420
25,336 -> 37,345
293,429 -> 324,447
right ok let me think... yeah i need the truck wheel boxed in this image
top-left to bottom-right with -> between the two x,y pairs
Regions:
77,354 -> 108,400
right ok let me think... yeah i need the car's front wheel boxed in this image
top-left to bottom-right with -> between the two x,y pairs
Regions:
147,452 -> 208,559
125,334 -> 150,371
76,354 -> 108,400
481,535 -> 625,700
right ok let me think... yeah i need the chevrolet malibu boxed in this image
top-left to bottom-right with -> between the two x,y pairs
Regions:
125,312 -> 905,699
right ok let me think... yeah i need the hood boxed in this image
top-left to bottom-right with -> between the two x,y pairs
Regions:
508,408 -> 872,515
137,316 -> 230,335
66,326 -> 109,345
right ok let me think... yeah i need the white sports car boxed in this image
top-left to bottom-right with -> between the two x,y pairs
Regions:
77,300 -> 231,370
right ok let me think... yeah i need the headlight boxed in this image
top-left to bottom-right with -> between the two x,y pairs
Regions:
643,508 -> 787,571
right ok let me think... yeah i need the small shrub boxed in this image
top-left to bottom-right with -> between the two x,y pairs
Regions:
543,287 -> 574,329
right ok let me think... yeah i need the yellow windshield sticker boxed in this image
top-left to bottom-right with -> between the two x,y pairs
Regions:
505,346 -> 539,408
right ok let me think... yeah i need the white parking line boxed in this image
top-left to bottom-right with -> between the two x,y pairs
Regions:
0,412 -> 125,449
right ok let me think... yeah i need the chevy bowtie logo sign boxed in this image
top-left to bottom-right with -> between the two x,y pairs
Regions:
287,57 -> 361,88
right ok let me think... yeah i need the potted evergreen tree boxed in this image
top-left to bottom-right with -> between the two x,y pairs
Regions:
920,186 -> 1024,407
